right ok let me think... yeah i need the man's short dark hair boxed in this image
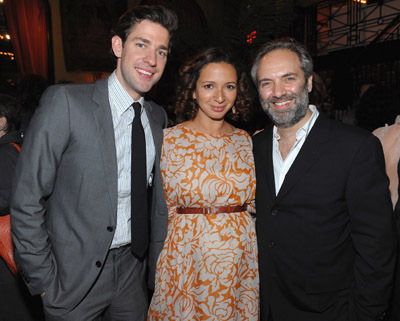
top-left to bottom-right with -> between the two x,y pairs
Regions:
251,37 -> 313,87
111,5 -> 178,44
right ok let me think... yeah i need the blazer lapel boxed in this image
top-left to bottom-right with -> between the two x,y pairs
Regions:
144,101 -> 163,160
258,128 -> 277,201
275,114 -> 331,203
91,77 -> 118,216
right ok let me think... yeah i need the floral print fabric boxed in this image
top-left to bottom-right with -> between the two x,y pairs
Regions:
148,124 -> 259,320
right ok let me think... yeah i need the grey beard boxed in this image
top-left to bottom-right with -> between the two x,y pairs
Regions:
262,83 -> 309,128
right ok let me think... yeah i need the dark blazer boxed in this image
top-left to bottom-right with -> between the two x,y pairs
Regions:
253,112 -> 397,321
10,76 -> 168,316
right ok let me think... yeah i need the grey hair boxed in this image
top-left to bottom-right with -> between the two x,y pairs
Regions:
250,37 -> 313,87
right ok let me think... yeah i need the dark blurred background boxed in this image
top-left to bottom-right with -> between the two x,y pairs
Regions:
1,0 -> 400,131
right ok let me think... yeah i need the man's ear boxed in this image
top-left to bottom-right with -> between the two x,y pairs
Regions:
307,74 -> 313,93
111,36 -> 123,58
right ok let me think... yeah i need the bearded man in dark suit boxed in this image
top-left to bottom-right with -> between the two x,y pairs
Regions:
251,37 -> 397,321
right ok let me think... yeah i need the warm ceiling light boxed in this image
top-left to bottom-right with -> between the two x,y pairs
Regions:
354,0 -> 367,3
5,34 -> 10,40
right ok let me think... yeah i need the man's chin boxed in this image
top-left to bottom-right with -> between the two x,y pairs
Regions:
268,111 -> 291,126
273,119 -> 292,128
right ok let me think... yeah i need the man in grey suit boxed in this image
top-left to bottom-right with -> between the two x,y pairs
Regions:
10,5 -> 177,321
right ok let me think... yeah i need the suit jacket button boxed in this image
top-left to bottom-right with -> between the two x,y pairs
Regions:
268,241 -> 275,248
272,209 -> 278,216
107,226 -> 113,232
96,261 -> 102,268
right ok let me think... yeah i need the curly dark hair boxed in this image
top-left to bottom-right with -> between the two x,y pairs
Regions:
174,47 -> 253,122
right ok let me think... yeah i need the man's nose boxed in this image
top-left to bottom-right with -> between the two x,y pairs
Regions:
144,50 -> 157,66
272,82 -> 287,98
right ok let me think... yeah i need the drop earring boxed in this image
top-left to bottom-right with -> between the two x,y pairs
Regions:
232,106 -> 237,114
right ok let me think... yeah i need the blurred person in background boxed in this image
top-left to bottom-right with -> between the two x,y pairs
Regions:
0,94 -> 44,321
308,72 -> 332,118
16,74 -> 49,136
354,84 -> 400,132
390,160 -> 400,321
370,87 -> 400,321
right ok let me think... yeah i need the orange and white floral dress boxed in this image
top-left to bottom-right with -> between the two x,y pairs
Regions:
148,124 -> 259,321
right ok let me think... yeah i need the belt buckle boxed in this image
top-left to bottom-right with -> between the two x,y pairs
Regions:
203,206 -> 215,215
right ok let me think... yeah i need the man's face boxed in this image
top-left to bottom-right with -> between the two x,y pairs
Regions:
257,49 -> 312,128
112,20 -> 170,100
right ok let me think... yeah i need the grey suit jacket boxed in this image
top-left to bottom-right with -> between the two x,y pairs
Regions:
10,76 -> 168,316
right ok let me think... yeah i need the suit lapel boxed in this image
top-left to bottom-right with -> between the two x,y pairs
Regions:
144,101 -> 163,160
258,127 -> 277,201
91,77 -> 118,216
276,114 -> 331,203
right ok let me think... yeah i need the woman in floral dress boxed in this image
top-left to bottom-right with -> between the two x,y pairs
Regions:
148,47 -> 259,320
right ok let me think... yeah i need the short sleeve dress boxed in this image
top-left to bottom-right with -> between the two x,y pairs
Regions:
148,124 -> 259,320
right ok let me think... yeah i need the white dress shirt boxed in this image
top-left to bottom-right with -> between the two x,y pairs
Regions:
273,105 -> 319,195
108,71 -> 155,248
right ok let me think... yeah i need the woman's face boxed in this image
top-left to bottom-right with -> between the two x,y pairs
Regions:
193,62 -> 237,122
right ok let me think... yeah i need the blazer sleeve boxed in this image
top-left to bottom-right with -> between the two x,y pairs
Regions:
345,134 -> 398,320
11,86 -> 70,295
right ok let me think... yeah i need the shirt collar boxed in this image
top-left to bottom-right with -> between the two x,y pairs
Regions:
109,71 -> 145,116
273,105 -> 319,140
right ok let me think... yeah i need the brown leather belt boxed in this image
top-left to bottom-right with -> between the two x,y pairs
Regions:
176,205 -> 247,215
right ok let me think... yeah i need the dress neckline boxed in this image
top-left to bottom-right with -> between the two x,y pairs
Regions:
177,123 -> 240,138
